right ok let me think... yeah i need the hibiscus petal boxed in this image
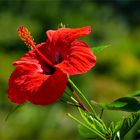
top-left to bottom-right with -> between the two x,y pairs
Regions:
55,40 -> 96,75
13,42 -> 53,74
8,68 -> 67,105
8,70 -> 27,104
46,26 -> 91,43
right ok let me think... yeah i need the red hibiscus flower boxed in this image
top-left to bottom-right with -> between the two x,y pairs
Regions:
8,26 -> 96,105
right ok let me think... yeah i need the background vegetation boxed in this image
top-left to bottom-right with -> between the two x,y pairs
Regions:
0,0 -> 140,140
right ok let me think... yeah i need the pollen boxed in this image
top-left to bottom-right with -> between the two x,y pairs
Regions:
17,26 -> 36,49
17,26 -> 53,67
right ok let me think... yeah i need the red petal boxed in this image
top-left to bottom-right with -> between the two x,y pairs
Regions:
8,70 -> 27,104
46,26 -> 91,43
9,42 -> 67,105
44,26 -> 92,65
13,42 -> 52,74
8,68 -> 67,105
55,40 -> 96,75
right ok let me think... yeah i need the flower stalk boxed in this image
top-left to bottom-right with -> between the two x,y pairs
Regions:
68,77 -> 97,118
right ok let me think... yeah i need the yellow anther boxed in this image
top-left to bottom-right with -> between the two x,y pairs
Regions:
17,26 -> 36,49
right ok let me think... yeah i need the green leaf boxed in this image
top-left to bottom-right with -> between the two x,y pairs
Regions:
104,97 -> 140,112
92,45 -> 109,55
130,90 -> 140,97
78,124 -> 97,138
119,112 -> 140,139
108,112 -> 140,140
67,113 -> 106,140
108,121 -> 122,140
78,108 -> 107,137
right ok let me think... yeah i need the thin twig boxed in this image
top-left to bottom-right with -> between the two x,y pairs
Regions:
73,91 -> 90,112
5,105 -> 21,121
100,108 -> 104,119
68,78 -> 97,117
60,99 -> 81,108
67,82 -> 90,112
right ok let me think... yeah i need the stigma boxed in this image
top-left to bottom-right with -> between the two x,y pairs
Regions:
17,26 -> 54,68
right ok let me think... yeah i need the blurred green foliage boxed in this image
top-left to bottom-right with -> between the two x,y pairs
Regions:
0,0 -> 140,140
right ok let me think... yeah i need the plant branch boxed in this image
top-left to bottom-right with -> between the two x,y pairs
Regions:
68,77 -> 97,117
73,91 -> 90,112
100,108 -> 104,119
68,113 -> 106,140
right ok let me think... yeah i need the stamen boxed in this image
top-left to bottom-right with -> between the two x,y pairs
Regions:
17,26 -> 53,67
18,26 -> 35,49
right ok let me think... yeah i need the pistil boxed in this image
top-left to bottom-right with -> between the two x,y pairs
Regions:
17,26 -> 54,68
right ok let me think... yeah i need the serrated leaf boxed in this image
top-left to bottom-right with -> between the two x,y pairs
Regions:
78,108 -> 106,136
113,121 -> 122,134
119,112 -> 140,139
92,45 -> 109,55
130,90 -> 140,97
108,121 -> 122,140
67,113 -> 106,140
78,124 -> 97,138
109,122 -> 115,132
104,97 -> 140,112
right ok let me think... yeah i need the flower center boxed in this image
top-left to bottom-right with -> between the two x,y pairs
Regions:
18,26 -> 55,73
55,52 -> 62,64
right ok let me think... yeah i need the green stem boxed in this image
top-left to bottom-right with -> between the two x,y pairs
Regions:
60,99 -> 81,108
68,77 -> 97,117
64,91 -> 79,104
73,91 -> 90,112
5,105 -> 21,121
68,113 -> 106,140
100,108 -> 104,119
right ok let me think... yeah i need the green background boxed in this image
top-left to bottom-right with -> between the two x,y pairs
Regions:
0,0 -> 140,140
